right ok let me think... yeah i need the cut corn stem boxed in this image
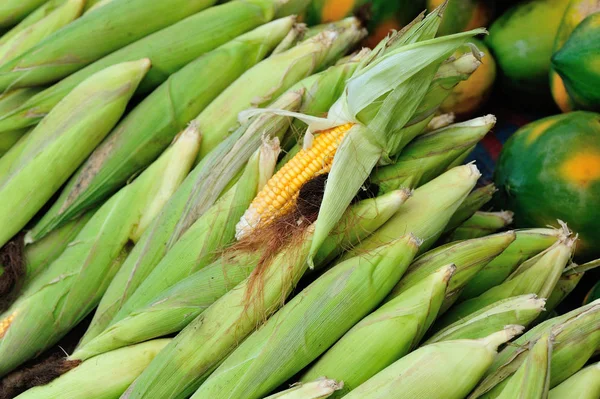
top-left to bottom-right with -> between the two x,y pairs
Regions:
14,339 -> 171,399
299,264 -> 452,398
0,0 -> 84,66
436,235 -> 575,330
0,0 -> 216,89
343,326 -> 524,399
121,227 -> 316,399
27,15 -> 295,242
461,227 -> 565,300
348,164 -> 480,256
371,115 -> 496,193
447,210 -> 514,241
470,300 -> 600,398
0,59 -> 150,249
192,235 -> 421,399
549,362 -> 600,399
0,124 -> 200,377
264,379 -> 342,399
426,295 -> 546,343
73,190 -> 409,360
387,231 -> 516,312
444,183 -> 496,232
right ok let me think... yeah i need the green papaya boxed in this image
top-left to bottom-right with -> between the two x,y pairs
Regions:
552,12 -> 600,112
487,0 -> 570,97
495,111 -> 600,259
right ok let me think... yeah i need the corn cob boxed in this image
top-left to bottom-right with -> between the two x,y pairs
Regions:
539,259 -> 600,319
299,264 -> 453,398
470,300 -> 600,398
343,326 -> 524,399
436,235 -> 575,329
236,122 -> 354,238
26,16 -> 295,242
549,362 -> 600,399
0,1 -> 70,46
0,59 -> 150,250
14,339 -> 171,399
80,92 -> 301,336
308,27 -> 485,259
490,334 -> 553,399
264,379 -> 342,399
73,190 -> 408,361
426,295 -> 546,343
347,164 -> 481,257
0,0 -> 306,135
447,210 -> 514,241
192,235 -> 421,399
79,138 -> 280,346
0,0 -> 83,66
444,183 -> 496,232
371,115 -> 495,193
0,125 -> 200,377
387,231 -> 516,312
121,226 -> 315,399
0,0 -> 48,28
193,24 -> 366,161
461,227 -> 566,299
0,0 -> 217,90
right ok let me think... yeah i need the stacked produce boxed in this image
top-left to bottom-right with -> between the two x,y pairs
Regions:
0,1 -> 598,399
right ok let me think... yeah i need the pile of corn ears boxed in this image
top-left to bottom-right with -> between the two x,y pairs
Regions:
0,1 -> 597,399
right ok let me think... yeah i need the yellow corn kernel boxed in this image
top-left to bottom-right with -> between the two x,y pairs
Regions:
236,123 -> 354,239
0,311 -> 17,339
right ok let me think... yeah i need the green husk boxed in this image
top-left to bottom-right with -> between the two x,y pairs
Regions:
0,1 -> 68,46
121,227 -> 316,399
194,22 -> 366,161
0,88 -> 40,157
0,59 -> 150,250
436,235 -> 575,329
0,124 -> 200,377
81,92 -> 302,338
491,334 -> 552,399
461,227 -> 565,300
192,235 -> 421,399
308,26 -> 486,260
426,295 -> 546,343
343,326 -> 524,399
0,127 -> 27,157
72,190 -> 409,361
26,16 -> 295,242
0,0 -> 217,89
0,0 -> 83,66
264,379 -> 342,399
387,231 -> 516,312
549,362 -> 600,399
78,137 -> 280,347
447,211 -> 514,241
444,183 -> 496,233
371,115 -> 496,194
536,259 -> 600,324
0,0 -> 305,136
0,0 -> 48,28
14,339 -> 171,399
347,164 -> 481,256
299,264 -> 453,398
469,300 -> 600,398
